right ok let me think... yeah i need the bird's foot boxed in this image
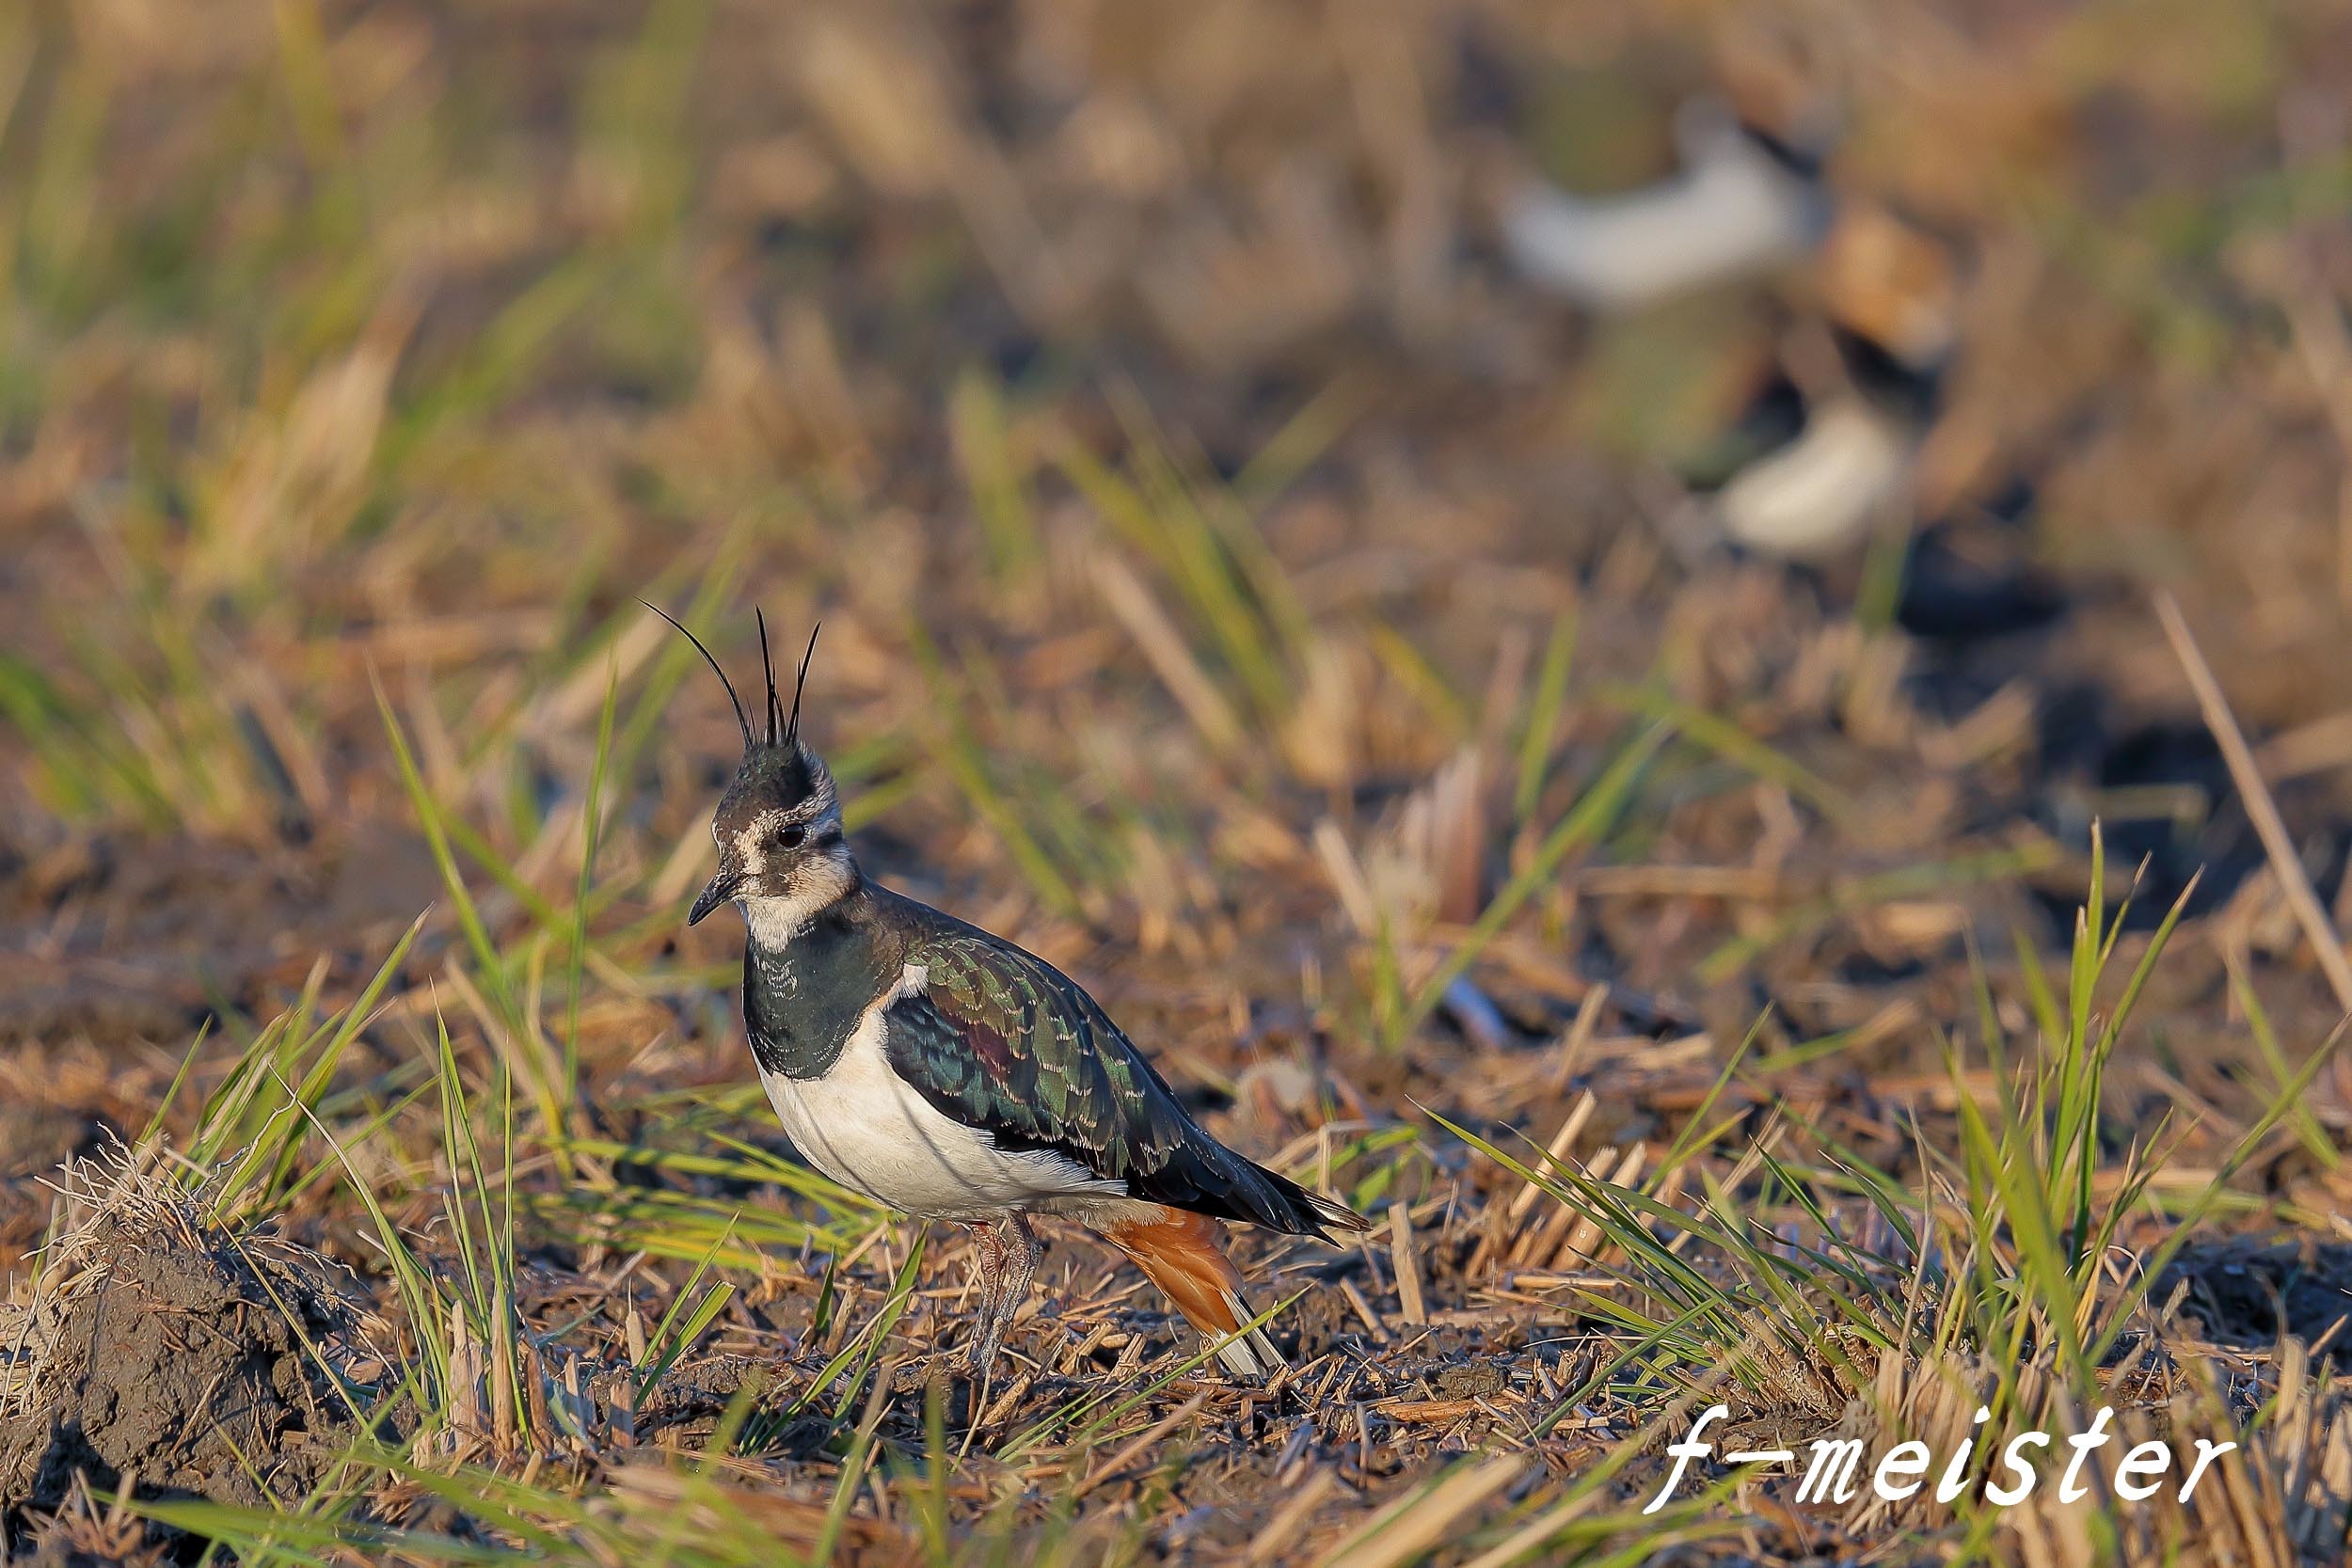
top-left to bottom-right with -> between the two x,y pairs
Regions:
962,1217 -> 1010,1377
975,1212 -> 1040,1374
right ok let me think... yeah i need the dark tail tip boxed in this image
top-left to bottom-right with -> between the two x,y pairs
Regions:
1262,1164 -> 1373,1242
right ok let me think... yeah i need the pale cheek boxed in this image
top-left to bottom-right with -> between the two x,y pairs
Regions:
731,825 -> 769,876
787,845 -> 853,895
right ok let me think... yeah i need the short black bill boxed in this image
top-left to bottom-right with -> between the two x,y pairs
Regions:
688,869 -> 740,926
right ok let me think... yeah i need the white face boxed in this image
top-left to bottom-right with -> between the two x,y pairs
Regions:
692,743 -> 858,938
721,768 -> 855,943
738,849 -> 857,945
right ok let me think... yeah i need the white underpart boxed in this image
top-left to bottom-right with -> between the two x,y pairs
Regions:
1208,1295 -> 1282,1378
1715,398 -> 1910,561
1502,100 -> 1826,312
759,961 -> 1124,1220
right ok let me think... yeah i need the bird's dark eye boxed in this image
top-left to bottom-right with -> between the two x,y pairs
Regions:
778,824 -> 805,849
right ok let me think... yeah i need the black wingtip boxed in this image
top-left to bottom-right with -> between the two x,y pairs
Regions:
786,621 -> 820,748
1145,1154 -> 1372,1243
1306,1189 -> 1375,1241
639,599 -> 753,751
1262,1164 -> 1374,1243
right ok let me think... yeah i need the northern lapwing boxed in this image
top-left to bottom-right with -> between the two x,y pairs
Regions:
649,605 -> 1370,1378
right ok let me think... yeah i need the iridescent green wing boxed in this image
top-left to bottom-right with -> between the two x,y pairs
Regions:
882,927 -> 1192,1180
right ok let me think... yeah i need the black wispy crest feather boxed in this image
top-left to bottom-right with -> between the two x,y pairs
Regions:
787,622 -> 819,748
755,608 -> 782,746
639,599 -> 752,751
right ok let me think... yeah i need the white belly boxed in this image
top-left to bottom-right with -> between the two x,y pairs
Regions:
760,974 -> 1120,1221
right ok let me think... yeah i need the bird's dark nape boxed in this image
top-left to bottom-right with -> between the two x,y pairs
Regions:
639,599 -> 752,750
787,622 -> 820,748
756,608 -> 781,746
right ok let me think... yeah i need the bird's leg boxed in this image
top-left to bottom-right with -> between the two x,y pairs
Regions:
963,1219 -> 1009,1373
984,1212 -> 1041,1366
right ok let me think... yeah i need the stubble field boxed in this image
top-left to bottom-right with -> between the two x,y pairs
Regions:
7,3 -> 2352,1563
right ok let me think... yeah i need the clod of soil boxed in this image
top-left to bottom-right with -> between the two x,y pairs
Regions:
1432,1359 -> 1507,1401
0,1158 -> 366,1532
2157,1237 -> 2352,1360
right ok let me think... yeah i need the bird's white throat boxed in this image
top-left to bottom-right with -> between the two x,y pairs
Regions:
741,890 -> 824,947
739,844 -> 859,948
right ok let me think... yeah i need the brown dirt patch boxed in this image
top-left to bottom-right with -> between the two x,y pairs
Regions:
0,1158 -> 368,1536
2159,1238 -> 2352,1359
